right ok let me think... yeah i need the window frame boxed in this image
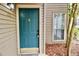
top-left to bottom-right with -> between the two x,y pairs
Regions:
52,12 -> 67,42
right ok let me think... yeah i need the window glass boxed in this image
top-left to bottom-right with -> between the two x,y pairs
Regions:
53,13 -> 65,40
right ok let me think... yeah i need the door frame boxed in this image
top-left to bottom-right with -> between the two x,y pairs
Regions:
16,4 -> 42,55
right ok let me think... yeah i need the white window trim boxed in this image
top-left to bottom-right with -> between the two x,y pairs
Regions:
52,12 -> 67,43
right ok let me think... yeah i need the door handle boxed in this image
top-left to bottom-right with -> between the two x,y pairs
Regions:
36,30 -> 39,38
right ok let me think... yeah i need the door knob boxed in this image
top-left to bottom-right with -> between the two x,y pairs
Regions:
36,30 -> 39,38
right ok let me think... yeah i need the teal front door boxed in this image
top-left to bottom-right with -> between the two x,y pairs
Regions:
19,8 -> 39,53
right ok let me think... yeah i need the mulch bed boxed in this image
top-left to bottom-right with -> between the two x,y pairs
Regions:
46,44 -> 67,56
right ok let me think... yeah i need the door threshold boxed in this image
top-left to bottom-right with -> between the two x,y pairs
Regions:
20,48 -> 39,53
20,53 -> 39,56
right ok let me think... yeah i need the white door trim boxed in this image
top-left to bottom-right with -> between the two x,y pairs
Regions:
16,4 -> 42,55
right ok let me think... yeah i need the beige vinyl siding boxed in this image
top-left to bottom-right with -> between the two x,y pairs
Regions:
45,3 -> 68,44
0,4 -> 17,56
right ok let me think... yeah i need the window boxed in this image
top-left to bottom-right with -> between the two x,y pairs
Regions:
74,16 -> 79,28
53,13 -> 65,41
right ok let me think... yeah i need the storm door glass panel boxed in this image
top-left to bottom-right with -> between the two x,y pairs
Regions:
53,13 -> 65,40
